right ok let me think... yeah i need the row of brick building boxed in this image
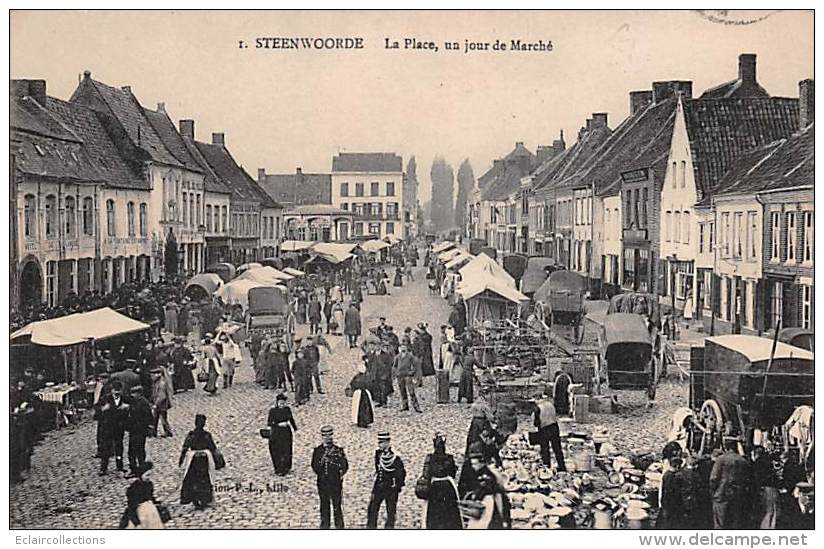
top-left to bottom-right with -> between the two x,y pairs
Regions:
466,54 -> 814,334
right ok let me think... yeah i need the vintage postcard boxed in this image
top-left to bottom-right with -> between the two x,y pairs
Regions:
7,9 -> 815,536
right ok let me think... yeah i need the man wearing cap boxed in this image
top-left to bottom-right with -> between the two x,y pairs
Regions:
151,368 -> 174,438
302,338 -> 324,395
125,386 -> 155,478
709,437 -> 752,529
311,426 -> 349,529
393,345 -> 422,413
366,431 -> 406,528
374,342 -> 394,407
532,389 -> 566,471
95,380 -> 129,475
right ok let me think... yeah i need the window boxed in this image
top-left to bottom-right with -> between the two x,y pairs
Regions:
371,182 -> 379,196
786,212 -> 797,262
664,211 -> 671,241
106,199 -> 116,237
46,260 -> 57,307
80,197 -> 93,236
370,203 -> 382,217
733,212 -> 743,258
641,188 -> 648,227
770,282 -> 783,330
683,211 -> 690,244
196,195 -> 202,226
674,211 -> 681,243
386,222 -> 395,234
340,182 -> 349,197
354,222 -> 363,236
623,248 -> 635,288
680,161 -> 687,188
24,194 -> 36,238
369,223 -> 380,235
65,196 -> 76,237
355,183 -> 364,197
127,202 -> 136,236
45,195 -> 57,238
222,206 -> 228,233
605,210 -> 611,241
341,203 -> 348,211
803,212 -> 813,263
709,222 -> 715,251
699,223 -> 705,254
206,205 -> 212,232
802,285 -> 812,329
671,162 -> 677,189
182,194 -> 188,226
354,203 -> 365,217
721,212 -> 730,256
770,212 -> 780,261
189,195 -> 195,228
747,211 -> 757,260
386,182 -> 395,196
139,203 -> 147,237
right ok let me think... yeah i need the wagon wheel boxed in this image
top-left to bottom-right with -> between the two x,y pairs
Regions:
698,399 -> 725,453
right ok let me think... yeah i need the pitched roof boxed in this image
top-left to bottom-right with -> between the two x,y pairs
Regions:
700,78 -> 770,99
259,172 -> 332,205
71,76 -> 183,167
478,143 -> 537,201
180,136 -> 231,195
195,141 -> 279,208
142,107 -> 203,174
480,166 -> 527,201
682,97 -> 799,199
332,153 -> 402,172
12,95 -> 147,189
708,123 -> 813,202
532,124 -> 613,195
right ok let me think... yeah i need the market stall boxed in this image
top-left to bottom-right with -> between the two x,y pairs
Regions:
236,262 -> 262,275
214,278 -> 267,310
460,253 -> 516,288
183,273 -> 224,300
282,267 -> 305,277
280,240 -> 316,252
459,276 -> 528,327
432,241 -> 457,254
445,251 -> 473,271
235,266 -> 294,285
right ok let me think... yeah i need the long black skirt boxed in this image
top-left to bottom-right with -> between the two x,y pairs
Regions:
181,454 -> 213,506
426,479 -> 462,529
269,427 -> 293,475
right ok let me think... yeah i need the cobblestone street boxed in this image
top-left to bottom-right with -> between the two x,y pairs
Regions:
10,264 -> 475,529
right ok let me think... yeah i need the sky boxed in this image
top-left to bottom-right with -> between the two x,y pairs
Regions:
10,10 -> 813,203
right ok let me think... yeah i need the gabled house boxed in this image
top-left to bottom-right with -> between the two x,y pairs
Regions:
70,71 -> 207,277
659,54 -> 800,318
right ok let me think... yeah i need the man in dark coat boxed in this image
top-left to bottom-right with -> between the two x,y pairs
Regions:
307,295 -> 322,335
449,298 -> 467,337
125,386 -> 155,478
709,438 -> 752,529
344,303 -> 362,349
303,338 -> 324,394
311,426 -> 348,529
95,380 -> 129,475
374,343 -> 394,407
415,324 -> 436,379
393,345 -> 421,413
169,338 -> 195,392
366,431 -> 406,529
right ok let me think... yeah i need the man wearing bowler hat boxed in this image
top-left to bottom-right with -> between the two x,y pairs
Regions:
366,431 -> 406,529
311,425 -> 348,528
125,385 -> 155,478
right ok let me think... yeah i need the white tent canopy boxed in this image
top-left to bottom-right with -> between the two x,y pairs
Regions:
10,307 -> 150,347
459,253 -> 515,288
438,248 -> 463,262
432,241 -> 457,254
282,267 -> 305,277
445,252 -> 473,270
458,276 -> 528,303
281,240 -> 315,252
215,279 -> 267,310
458,276 -> 528,326
384,234 -> 403,244
360,239 -> 391,253
312,242 -> 358,255
236,266 -> 294,284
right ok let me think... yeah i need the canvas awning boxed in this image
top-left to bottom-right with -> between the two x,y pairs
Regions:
236,266 -> 294,284
460,253 -> 515,288
282,267 -> 305,277
359,239 -> 391,253
458,276 -> 528,304
384,234 -> 403,244
280,240 -> 316,252
432,241 -> 457,254
215,279 -> 267,310
445,252 -> 473,270
10,307 -> 150,347
184,273 -> 224,297
312,242 -> 359,255
237,262 -> 262,274
438,248 -> 463,262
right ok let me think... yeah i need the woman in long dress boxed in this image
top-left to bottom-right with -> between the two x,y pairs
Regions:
332,302 -> 345,336
393,267 -> 404,287
164,302 -> 179,335
179,414 -> 221,510
120,478 -> 164,529
445,341 -> 459,385
267,393 -> 297,475
202,337 -> 222,396
348,365 -> 374,428
422,433 -> 462,529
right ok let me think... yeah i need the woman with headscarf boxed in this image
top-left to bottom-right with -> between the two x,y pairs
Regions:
202,336 -> 222,396
119,475 -> 165,529
393,266 -> 404,287
268,393 -> 298,475
348,361 -> 375,428
179,414 -> 222,510
331,301 -> 345,336
457,350 -> 475,404
462,446 -> 511,529
164,301 -> 179,336
421,433 -> 462,529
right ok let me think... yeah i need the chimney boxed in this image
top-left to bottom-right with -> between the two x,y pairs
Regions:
178,119 -> 194,139
122,85 -> 131,93
212,132 -> 224,146
296,167 -> 303,176
738,53 -> 757,84
83,70 -> 91,80
799,79 -> 814,129
585,118 -> 593,130
157,102 -> 166,113
257,168 -> 266,183
11,79 -> 47,106
652,81 -> 693,103
629,90 -> 653,114
591,112 -> 608,128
